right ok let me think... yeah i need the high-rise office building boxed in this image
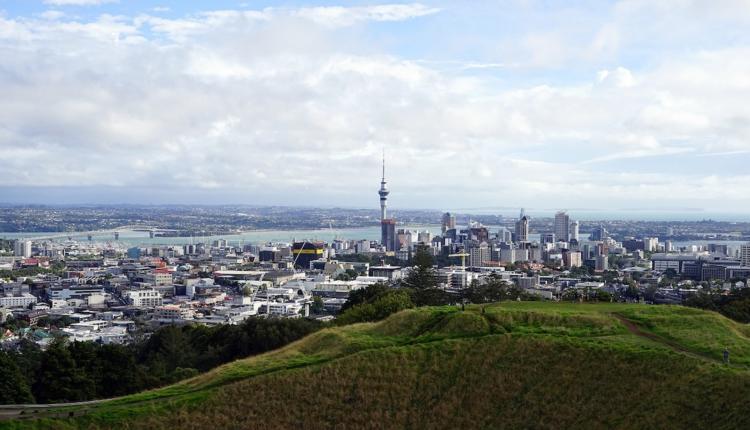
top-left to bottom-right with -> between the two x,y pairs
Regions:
499,228 -> 512,243
468,241 -> 490,267
514,216 -> 529,242
570,220 -> 580,241
554,211 -> 570,242
381,219 -> 397,252
590,225 -> 608,241
441,212 -> 456,234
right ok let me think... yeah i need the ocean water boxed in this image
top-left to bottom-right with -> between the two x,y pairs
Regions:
0,225 -> 443,247
1,226 -> 746,251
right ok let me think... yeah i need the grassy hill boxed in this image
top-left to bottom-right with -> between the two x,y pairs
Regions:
2,302 -> 750,429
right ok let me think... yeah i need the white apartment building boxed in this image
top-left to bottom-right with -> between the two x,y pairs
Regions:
0,293 -> 37,308
643,237 -> 659,252
155,305 -> 195,321
126,289 -> 163,307
14,240 -> 32,258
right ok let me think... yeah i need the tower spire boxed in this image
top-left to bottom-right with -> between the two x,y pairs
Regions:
382,149 -> 385,181
378,149 -> 389,221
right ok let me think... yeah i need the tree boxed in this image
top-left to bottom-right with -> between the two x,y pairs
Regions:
562,288 -> 581,302
33,340 -> 95,403
0,352 -> 34,403
335,272 -> 352,281
401,245 -> 448,306
95,344 -> 146,397
341,282 -> 390,312
337,289 -> 414,325
623,283 -> 640,301
311,296 -> 325,314
465,275 -> 516,304
401,245 -> 437,290
595,290 -> 613,302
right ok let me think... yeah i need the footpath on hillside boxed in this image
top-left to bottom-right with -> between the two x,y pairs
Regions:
612,313 -> 742,368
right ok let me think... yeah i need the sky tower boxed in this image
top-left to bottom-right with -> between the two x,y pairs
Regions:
379,152 -> 397,252
378,152 -> 389,221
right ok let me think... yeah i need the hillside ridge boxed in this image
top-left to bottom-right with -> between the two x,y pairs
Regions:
2,302 -> 750,429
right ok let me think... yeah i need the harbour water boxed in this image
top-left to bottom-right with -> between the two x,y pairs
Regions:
0,226 -> 444,247
1,228 -> 746,253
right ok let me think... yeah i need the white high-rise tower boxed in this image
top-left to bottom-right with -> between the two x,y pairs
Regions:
571,220 -> 580,241
378,152 -> 389,221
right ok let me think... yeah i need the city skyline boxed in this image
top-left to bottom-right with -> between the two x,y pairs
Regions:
3,2 -> 750,426
1,1 -> 750,212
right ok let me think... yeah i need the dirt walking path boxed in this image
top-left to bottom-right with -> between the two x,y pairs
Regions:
611,313 -> 735,366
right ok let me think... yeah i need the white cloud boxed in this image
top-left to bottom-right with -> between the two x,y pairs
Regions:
39,10 -> 66,20
0,3 -> 749,210
293,3 -> 440,27
43,0 -> 118,5
596,67 -> 635,88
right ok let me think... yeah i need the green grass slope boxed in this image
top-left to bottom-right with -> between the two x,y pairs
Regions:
3,302 -> 750,429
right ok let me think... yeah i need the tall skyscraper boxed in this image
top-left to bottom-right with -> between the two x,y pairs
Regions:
381,219 -> 397,252
555,211 -> 570,242
570,220 -> 580,242
441,212 -> 456,234
515,215 -> 529,242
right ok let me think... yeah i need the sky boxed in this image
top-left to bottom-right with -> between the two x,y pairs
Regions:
0,0 -> 749,216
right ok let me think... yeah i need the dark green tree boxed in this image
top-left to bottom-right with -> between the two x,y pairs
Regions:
0,352 -> 34,403
340,282 -> 390,312
337,289 -> 414,325
33,340 -> 95,403
465,275 -> 517,304
311,296 -> 325,314
401,245 -> 448,306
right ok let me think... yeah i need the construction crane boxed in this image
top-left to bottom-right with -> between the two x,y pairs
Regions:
448,252 -> 470,310
448,252 -> 470,271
